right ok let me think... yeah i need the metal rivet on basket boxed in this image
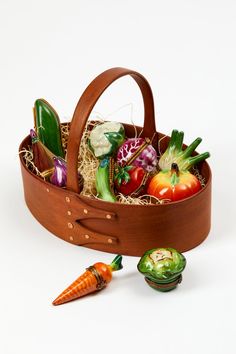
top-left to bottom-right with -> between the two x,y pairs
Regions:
68,222 -> 73,229
106,214 -> 112,219
69,236 -> 74,241
46,188 -> 50,193
84,234 -> 90,239
83,209 -> 88,214
66,197 -> 71,203
67,210 -> 72,216
108,238 -> 113,244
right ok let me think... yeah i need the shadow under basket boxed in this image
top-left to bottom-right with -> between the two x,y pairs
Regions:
19,67 -> 212,256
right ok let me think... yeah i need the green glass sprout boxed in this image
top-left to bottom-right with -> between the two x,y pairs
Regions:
137,248 -> 186,292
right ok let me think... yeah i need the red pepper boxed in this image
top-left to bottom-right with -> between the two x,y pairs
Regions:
115,165 -> 150,197
147,163 -> 201,201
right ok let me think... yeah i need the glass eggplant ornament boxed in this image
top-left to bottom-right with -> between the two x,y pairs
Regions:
34,99 -> 65,158
88,121 -> 125,202
52,255 -> 123,305
159,129 -> 210,171
137,248 -> 186,292
50,157 -> 83,189
30,129 -> 55,173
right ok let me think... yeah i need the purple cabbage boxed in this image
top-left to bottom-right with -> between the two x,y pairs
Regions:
116,138 -> 157,173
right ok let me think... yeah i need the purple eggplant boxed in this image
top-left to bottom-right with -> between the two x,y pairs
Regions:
50,157 -> 83,189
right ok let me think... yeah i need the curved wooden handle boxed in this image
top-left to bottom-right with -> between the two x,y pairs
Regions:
67,67 -> 156,193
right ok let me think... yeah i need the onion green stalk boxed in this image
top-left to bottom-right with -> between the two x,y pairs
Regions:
159,129 -> 210,171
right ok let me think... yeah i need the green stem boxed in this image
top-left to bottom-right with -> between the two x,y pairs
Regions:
110,255 -> 123,271
175,131 -> 184,151
96,158 -> 116,202
170,163 -> 180,185
169,129 -> 179,149
188,152 -> 210,167
183,137 -> 202,158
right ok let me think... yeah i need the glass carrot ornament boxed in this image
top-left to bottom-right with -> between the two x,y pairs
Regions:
52,255 -> 123,306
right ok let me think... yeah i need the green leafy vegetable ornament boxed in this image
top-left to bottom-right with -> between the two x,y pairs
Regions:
88,121 -> 125,202
159,129 -> 210,171
137,248 -> 186,292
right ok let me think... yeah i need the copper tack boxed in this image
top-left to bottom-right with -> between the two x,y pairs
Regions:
67,222 -> 73,229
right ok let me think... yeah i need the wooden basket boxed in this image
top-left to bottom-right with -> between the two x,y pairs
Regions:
19,67 -> 212,256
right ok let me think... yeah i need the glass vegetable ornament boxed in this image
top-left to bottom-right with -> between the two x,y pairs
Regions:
159,129 -> 210,171
52,255 -> 123,305
34,99 -> 65,158
137,248 -> 186,292
50,157 -> 83,189
88,121 -> 125,202
114,165 -> 150,197
116,137 -> 157,173
147,163 -> 201,201
88,121 -> 125,159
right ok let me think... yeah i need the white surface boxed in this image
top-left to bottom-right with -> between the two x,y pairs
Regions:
0,1 -> 235,353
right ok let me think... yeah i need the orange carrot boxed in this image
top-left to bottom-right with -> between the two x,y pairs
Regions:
52,255 -> 123,306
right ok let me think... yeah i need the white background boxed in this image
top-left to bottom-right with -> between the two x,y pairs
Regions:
0,1 -> 235,353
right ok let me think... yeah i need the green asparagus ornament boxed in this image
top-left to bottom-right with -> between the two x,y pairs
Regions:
137,248 -> 186,292
34,99 -> 65,158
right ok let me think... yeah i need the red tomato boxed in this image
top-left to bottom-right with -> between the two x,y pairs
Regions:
147,163 -> 201,201
115,165 -> 150,196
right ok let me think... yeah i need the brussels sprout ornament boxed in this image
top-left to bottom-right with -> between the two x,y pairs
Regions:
138,248 -> 186,292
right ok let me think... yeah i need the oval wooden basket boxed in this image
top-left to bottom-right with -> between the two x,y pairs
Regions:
19,67 -> 212,256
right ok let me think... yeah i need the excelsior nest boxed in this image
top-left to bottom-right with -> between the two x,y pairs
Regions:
20,121 -> 205,205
